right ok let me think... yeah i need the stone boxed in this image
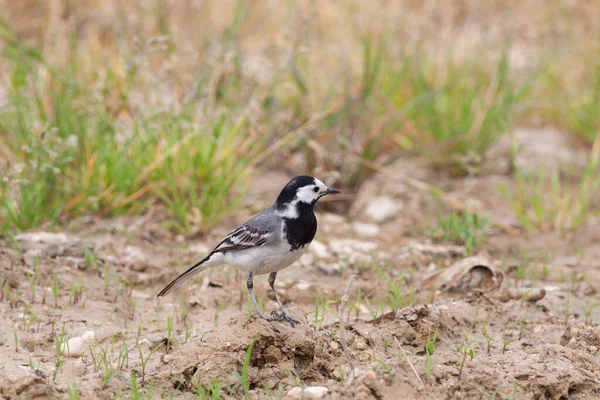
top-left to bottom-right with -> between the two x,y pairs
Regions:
81,330 -> 95,343
310,240 -> 330,259
352,221 -> 381,237
61,336 -> 87,358
15,232 -> 90,257
296,282 -> 312,291
123,246 -> 148,271
317,263 -> 341,276
303,386 -> 329,398
286,386 -> 329,398
329,239 -> 378,254
364,196 -> 399,222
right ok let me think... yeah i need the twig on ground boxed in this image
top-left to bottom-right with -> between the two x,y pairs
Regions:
338,274 -> 357,384
394,336 -> 425,389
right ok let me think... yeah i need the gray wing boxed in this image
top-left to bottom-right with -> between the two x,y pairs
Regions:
212,208 -> 280,253
156,208 -> 280,298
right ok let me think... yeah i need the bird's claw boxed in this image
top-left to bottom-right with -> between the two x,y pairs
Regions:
282,314 -> 300,328
251,313 -> 280,333
266,309 -> 299,328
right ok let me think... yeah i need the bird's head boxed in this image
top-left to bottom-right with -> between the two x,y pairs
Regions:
275,176 -> 340,214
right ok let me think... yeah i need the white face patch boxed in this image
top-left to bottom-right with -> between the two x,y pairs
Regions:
296,178 -> 328,204
276,178 -> 329,219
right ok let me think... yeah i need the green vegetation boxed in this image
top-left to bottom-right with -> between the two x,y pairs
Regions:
424,326 -> 439,380
545,41 -> 600,145
0,22 -> 261,234
374,266 -> 408,311
455,336 -> 477,382
1,0 -> 598,236
397,55 -> 531,175
500,141 -> 600,232
67,380 -> 80,400
240,339 -> 256,398
2,2 -> 600,398
427,211 -> 489,255
196,380 -> 223,400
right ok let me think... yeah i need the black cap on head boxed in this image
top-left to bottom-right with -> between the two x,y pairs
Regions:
276,176 -> 316,205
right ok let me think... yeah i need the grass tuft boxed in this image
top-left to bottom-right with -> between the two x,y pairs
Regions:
427,211 -> 489,255
396,54 -> 532,175
0,26 -> 263,234
500,138 -> 600,232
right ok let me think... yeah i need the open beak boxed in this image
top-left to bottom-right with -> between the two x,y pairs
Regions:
324,188 -> 341,195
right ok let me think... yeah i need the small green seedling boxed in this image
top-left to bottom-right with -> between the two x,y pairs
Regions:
136,318 -> 144,346
138,344 -> 161,386
67,379 -> 80,400
195,379 -> 223,400
502,331 -> 514,354
166,314 -> 174,353
518,312 -> 528,341
456,338 -> 477,381
51,278 -> 60,308
84,248 -> 98,268
376,359 -> 394,378
241,339 -> 256,397
481,323 -> 493,354
13,329 -> 18,352
130,372 -> 140,400
425,326 -> 439,380
582,303 -> 599,325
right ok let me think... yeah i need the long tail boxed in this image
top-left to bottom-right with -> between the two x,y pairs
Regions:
157,252 -> 223,297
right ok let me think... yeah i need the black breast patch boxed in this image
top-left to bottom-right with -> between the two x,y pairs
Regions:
282,203 -> 317,251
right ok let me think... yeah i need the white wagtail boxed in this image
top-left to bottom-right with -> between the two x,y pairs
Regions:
157,176 -> 340,327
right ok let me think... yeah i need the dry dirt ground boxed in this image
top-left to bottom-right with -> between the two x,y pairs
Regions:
2,130 -> 600,400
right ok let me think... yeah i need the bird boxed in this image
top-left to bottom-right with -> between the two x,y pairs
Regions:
157,175 -> 340,327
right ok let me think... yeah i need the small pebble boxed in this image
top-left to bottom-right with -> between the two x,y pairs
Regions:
61,337 -> 86,358
352,222 -> 381,237
310,240 -> 331,259
296,282 -> 312,291
81,330 -> 95,343
364,196 -> 399,222
304,386 -> 329,398
286,386 -> 329,398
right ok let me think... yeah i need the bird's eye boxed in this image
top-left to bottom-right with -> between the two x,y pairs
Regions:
313,187 -> 319,193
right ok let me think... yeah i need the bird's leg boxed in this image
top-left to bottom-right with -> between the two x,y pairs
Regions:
247,270 -> 264,318
266,272 -> 299,327
269,272 -> 286,311
247,271 -> 280,333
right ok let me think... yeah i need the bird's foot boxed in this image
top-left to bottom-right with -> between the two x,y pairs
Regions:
248,313 -> 281,333
266,309 -> 300,328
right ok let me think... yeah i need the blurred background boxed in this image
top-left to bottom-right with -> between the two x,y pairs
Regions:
1,0 -> 599,234
3,3 -> 600,398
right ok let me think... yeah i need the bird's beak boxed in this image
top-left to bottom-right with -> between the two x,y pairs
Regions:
324,188 -> 341,195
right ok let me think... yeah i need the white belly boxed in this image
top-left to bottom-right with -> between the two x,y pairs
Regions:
224,242 -> 308,275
